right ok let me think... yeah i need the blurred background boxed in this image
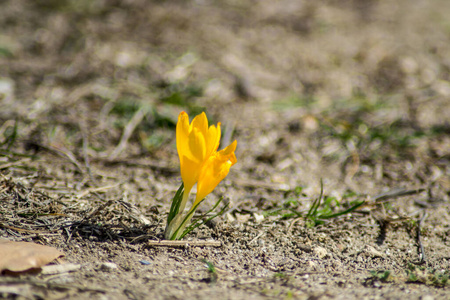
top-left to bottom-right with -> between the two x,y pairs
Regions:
0,0 -> 449,200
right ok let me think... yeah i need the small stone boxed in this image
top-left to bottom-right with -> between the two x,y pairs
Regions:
317,233 -> 327,242
253,213 -> 264,223
364,245 -> 384,258
100,262 -> 118,272
236,213 -> 251,223
226,213 -> 236,222
314,246 -> 328,259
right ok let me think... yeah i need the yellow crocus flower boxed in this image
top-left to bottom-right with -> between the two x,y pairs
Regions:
176,111 -> 221,209
194,140 -> 237,204
165,111 -> 237,240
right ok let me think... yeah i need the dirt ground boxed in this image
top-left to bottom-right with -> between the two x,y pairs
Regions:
1,0 -> 450,299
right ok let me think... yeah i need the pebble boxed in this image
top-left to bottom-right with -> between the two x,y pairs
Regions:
364,245 -> 384,258
253,213 -> 264,223
100,262 -> 118,272
314,246 -> 328,259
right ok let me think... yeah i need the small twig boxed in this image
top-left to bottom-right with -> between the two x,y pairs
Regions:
287,217 -> 302,233
76,183 -> 121,199
234,178 -> 290,191
99,158 -> 177,175
129,234 -> 159,244
64,227 -> 73,244
344,140 -> 360,183
147,240 -> 222,248
416,211 -> 428,264
0,223 -> 48,234
373,188 -> 425,202
33,142 -> 85,174
109,107 -> 146,160
0,158 -> 32,170
65,82 -> 118,108
118,199 -> 152,225
84,200 -> 116,219
248,231 -> 265,245
81,125 -> 96,184
225,199 -> 253,215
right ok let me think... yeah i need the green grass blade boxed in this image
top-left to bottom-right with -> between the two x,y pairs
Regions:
318,200 -> 365,219
170,198 -> 204,240
167,183 -> 184,225
179,198 -> 229,239
307,179 -> 323,218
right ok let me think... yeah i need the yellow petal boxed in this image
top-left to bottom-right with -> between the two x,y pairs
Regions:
188,127 -> 207,162
219,139 -> 237,159
205,122 -> 221,158
177,112 -> 202,190
191,112 -> 208,137
179,154 -> 201,191
176,112 -> 195,162
194,140 -> 237,204
178,111 -> 210,164
177,111 -> 207,175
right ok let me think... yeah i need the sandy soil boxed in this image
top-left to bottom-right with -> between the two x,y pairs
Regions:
1,0 -> 449,299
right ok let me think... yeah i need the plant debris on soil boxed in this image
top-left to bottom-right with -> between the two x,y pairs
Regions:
1,0 -> 450,299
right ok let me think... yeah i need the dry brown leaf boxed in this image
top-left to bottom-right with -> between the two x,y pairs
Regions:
0,240 -> 64,273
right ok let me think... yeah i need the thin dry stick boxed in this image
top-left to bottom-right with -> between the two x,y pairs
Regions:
373,188 -> 425,202
80,125 -> 96,184
248,231 -> 265,245
234,178 -> 290,191
97,158 -> 177,175
85,200 -> 116,219
0,158 -> 32,169
65,82 -> 118,108
76,183 -> 121,199
117,199 -> 151,225
147,240 -> 222,248
53,147 -> 84,174
416,211 -> 428,264
344,140 -> 360,183
109,107 -> 146,160
34,143 -> 85,174
287,217 -> 302,233
0,222 -> 48,234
